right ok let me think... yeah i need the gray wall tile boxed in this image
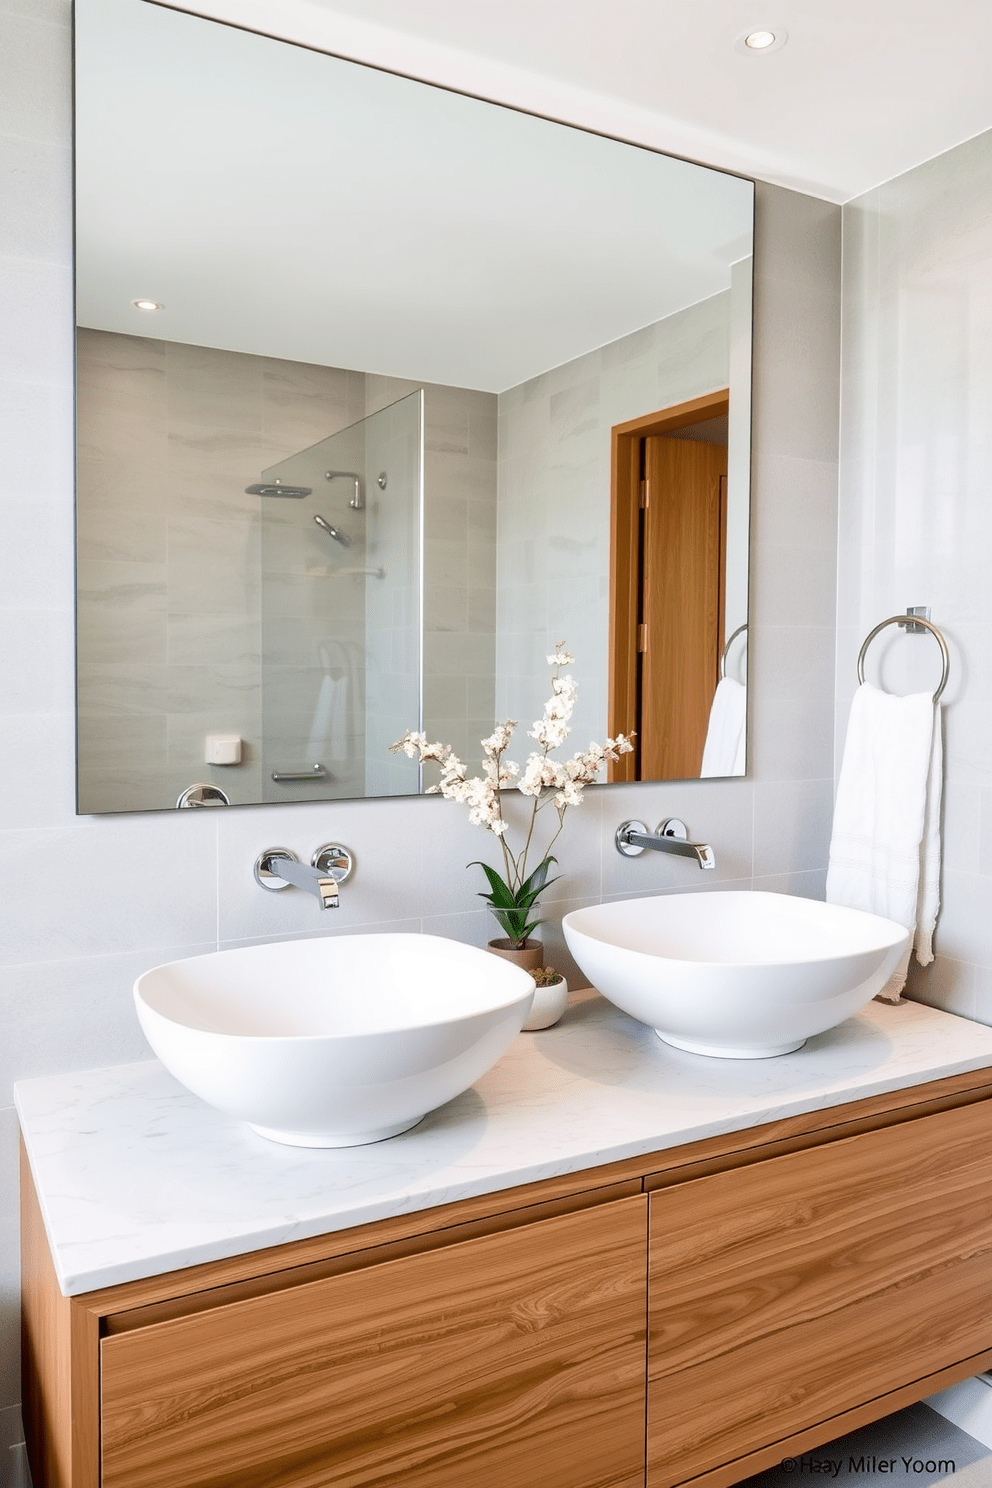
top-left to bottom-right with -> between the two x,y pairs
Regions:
839,126 -> 992,1020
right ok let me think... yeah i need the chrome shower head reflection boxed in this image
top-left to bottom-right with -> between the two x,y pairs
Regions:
245,482 -> 312,498
314,514 -> 351,546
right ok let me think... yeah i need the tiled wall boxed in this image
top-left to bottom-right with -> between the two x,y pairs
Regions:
495,290 -> 733,745
838,126 -> 992,1021
76,328 -> 368,810
0,0 -> 841,1435
76,333 -> 498,810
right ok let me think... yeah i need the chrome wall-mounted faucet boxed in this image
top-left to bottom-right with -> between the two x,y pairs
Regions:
615,819 -> 715,871
254,844 -> 354,909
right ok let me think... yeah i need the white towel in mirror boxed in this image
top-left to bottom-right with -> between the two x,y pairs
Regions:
307,639 -> 363,764
700,677 -> 746,777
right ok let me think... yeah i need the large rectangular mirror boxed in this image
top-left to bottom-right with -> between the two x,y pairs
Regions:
74,0 -> 753,813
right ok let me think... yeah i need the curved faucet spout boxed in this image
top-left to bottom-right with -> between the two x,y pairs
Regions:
615,819 -> 715,871
266,854 -> 339,908
253,849 -> 339,908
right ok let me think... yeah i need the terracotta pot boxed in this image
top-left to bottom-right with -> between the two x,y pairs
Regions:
522,977 -> 569,1032
486,938 -> 543,973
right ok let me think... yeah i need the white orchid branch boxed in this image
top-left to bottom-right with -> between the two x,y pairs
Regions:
390,645 -> 634,930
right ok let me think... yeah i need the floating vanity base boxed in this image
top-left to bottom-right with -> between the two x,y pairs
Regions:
657,1030 -> 807,1057
21,1055 -> 992,1488
249,1114 -> 425,1147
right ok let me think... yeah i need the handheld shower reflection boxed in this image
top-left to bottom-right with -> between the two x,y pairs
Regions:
314,514 -> 351,546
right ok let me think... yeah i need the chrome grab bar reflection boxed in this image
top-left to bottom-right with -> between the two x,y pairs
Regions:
270,764 -> 329,783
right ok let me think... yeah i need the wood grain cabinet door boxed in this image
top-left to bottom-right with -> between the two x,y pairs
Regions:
646,1102 -> 992,1487
101,1194 -> 647,1488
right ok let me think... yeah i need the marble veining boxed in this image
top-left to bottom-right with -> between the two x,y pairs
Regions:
17,991 -> 992,1296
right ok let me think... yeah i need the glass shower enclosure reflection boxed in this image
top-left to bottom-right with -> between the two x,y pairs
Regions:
256,390 -> 424,802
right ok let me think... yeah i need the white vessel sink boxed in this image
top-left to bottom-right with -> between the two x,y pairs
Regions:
562,892 -> 910,1058
134,934 -> 535,1147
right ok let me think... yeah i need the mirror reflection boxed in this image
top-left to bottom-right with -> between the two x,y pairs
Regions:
74,0 -> 754,813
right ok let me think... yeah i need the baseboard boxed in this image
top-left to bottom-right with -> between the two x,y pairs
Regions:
925,1373 -> 992,1449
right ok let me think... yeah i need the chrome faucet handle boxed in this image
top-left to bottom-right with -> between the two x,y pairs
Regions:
254,847 -> 301,891
311,844 -> 354,884
615,820 -> 651,857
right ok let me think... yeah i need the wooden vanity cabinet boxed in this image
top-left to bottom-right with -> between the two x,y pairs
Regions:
23,1068 -> 992,1488
98,1194 -> 648,1488
22,1162 -> 649,1488
646,1093 -> 992,1488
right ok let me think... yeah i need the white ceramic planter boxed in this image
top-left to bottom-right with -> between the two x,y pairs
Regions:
522,977 -> 568,1031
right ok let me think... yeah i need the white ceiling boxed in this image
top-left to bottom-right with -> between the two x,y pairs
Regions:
161,0 -> 992,203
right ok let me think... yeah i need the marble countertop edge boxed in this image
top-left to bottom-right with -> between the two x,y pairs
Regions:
17,994 -> 992,1297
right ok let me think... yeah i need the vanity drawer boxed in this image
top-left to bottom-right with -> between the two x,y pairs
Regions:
646,1099 -> 992,1487
101,1193 -> 648,1488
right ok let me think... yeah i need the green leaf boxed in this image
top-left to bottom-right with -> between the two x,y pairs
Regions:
478,880 -> 521,911
503,884 -> 546,914
469,857 -> 552,944
517,855 -> 560,902
519,855 -> 558,894
467,861 -> 517,909
490,909 -> 540,945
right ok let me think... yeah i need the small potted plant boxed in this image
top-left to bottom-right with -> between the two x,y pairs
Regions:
523,966 -> 569,1031
391,645 -> 633,1025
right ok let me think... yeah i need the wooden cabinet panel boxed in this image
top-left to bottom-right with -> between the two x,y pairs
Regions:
102,1194 -> 647,1488
646,1101 -> 992,1487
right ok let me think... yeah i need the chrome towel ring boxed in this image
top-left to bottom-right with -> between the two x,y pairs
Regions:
857,612 -> 950,703
719,622 -> 748,680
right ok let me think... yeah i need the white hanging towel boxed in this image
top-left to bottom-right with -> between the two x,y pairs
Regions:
700,677 -> 747,777
825,682 -> 942,1002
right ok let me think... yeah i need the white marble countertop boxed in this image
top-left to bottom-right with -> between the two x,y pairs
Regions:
17,991 -> 992,1297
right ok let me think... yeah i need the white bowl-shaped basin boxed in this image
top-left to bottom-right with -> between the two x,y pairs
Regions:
563,892 -> 910,1058
134,934 -> 535,1147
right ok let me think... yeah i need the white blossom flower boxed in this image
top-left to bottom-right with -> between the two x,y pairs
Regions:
388,647 -> 635,940
482,722 -> 516,757
530,672 -> 576,749
554,780 -> 585,809
519,754 -> 567,797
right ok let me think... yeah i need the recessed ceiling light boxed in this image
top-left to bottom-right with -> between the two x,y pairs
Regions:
131,298 -> 163,311
735,28 -> 788,55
